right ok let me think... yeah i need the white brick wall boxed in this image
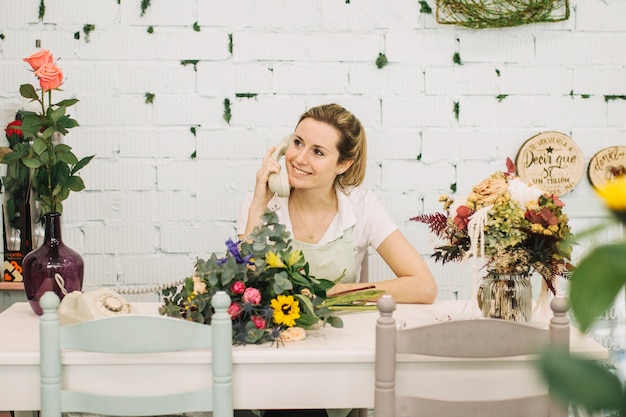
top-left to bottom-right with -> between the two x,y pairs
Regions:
1,0 -> 625,301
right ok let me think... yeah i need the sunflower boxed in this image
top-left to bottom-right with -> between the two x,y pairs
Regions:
270,295 -> 300,327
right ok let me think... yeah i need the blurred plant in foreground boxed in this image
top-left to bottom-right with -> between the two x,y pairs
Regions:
540,177 -> 626,415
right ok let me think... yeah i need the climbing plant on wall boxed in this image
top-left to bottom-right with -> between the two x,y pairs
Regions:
436,0 -> 569,29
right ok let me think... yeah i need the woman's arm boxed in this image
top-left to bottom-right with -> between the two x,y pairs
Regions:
327,230 -> 438,304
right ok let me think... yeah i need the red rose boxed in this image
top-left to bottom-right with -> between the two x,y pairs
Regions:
5,120 -> 22,138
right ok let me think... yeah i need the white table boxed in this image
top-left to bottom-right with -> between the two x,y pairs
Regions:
0,300 -> 608,412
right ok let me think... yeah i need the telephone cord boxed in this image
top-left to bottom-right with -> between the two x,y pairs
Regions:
54,273 -> 185,296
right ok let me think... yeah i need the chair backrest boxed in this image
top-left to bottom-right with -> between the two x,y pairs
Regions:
374,294 -> 570,417
39,290 -> 233,417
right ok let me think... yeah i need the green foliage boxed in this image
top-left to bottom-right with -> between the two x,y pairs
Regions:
180,59 -> 199,71
0,33 -> 5,40
192,21 -> 200,32
453,101 -> 460,119
140,0 -> 151,16
74,32 -> 80,40
83,24 -> 95,42
495,68 -> 500,76
375,53 -> 388,69
228,34 -> 233,54
540,348 -> 626,414
496,94 -> 508,102
450,182 -> 457,193
419,1 -> 432,13
538,195 -> 626,416
190,150 -> 196,159
452,52 -> 462,65
189,126 -> 198,136
436,0 -> 569,29
223,98 -> 232,124
144,92 -> 155,104
147,26 -> 154,34
1,92 -> 93,215
235,93 -> 258,98
605,95 -> 626,102
39,0 -> 45,20
570,242 -> 626,332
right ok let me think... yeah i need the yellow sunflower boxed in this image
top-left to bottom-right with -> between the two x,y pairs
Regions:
271,295 -> 300,327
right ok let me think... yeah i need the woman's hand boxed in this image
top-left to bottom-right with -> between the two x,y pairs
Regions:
251,146 -> 282,207
240,146 -> 285,239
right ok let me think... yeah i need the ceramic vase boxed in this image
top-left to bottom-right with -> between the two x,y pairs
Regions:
478,271 -> 532,323
22,212 -> 84,315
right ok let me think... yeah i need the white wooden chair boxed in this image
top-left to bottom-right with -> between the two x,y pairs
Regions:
374,294 -> 570,417
39,290 -> 233,417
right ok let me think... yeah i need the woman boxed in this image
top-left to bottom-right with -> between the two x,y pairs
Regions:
238,103 -> 437,304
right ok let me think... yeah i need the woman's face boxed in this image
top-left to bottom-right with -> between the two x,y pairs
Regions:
286,118 -> 351,192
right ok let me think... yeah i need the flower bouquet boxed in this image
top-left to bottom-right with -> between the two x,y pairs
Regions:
159,210 -> 383,345
412,159 -> 573,319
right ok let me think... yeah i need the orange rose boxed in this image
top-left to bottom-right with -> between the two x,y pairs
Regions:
35,63 -> 64,91
23,49 -> 53,71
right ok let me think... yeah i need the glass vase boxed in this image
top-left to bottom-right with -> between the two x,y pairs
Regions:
22,212 -> 84,315
478,271 -> 532,323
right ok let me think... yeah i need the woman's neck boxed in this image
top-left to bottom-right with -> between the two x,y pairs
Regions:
290,188 -> 337,212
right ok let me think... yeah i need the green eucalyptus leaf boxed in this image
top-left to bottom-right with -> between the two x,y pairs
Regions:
539,348 -> 625,413
569,243 -> 626,331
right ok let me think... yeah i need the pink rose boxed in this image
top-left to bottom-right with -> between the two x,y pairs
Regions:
23,49 -> 53,71
227,302 -> 243,319
35,62 -> 64,91
231,281 -> 245,295
251,315 -> 266,329
242,287 -> 261,305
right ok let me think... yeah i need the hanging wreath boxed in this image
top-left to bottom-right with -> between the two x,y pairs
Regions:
436,0 -> 569,29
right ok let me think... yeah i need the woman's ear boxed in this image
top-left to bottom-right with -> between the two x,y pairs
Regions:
338,159 -> 353,175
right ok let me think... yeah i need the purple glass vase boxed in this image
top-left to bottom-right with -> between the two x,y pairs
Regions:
22,212 -> 84,315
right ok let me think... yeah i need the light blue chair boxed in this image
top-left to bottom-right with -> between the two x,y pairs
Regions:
39,290 -> 233,417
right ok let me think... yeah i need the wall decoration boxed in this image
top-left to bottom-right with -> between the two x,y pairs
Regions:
436,0 -> 569,29
514,131 -> 584,197
588,146 -> 626,189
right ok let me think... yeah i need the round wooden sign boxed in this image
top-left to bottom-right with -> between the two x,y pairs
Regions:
588,146 -> 626,189
514,132 -> 584,196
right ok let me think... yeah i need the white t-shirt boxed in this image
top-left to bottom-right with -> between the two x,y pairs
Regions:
236,187 -> 398,282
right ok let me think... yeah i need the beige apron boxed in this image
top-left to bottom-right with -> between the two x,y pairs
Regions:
291,227 -> 357,417
291,227 -> 357,284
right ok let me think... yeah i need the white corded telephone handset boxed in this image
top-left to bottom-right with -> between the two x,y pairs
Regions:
55,273 -> 184,326
267,134 -> 292,198
58,287 -> 136,326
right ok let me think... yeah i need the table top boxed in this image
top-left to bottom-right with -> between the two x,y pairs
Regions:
0,299 -> 608,366
0,299 -> 609,411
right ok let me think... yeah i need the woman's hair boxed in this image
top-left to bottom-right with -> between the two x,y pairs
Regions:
297,103 -> 367,190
